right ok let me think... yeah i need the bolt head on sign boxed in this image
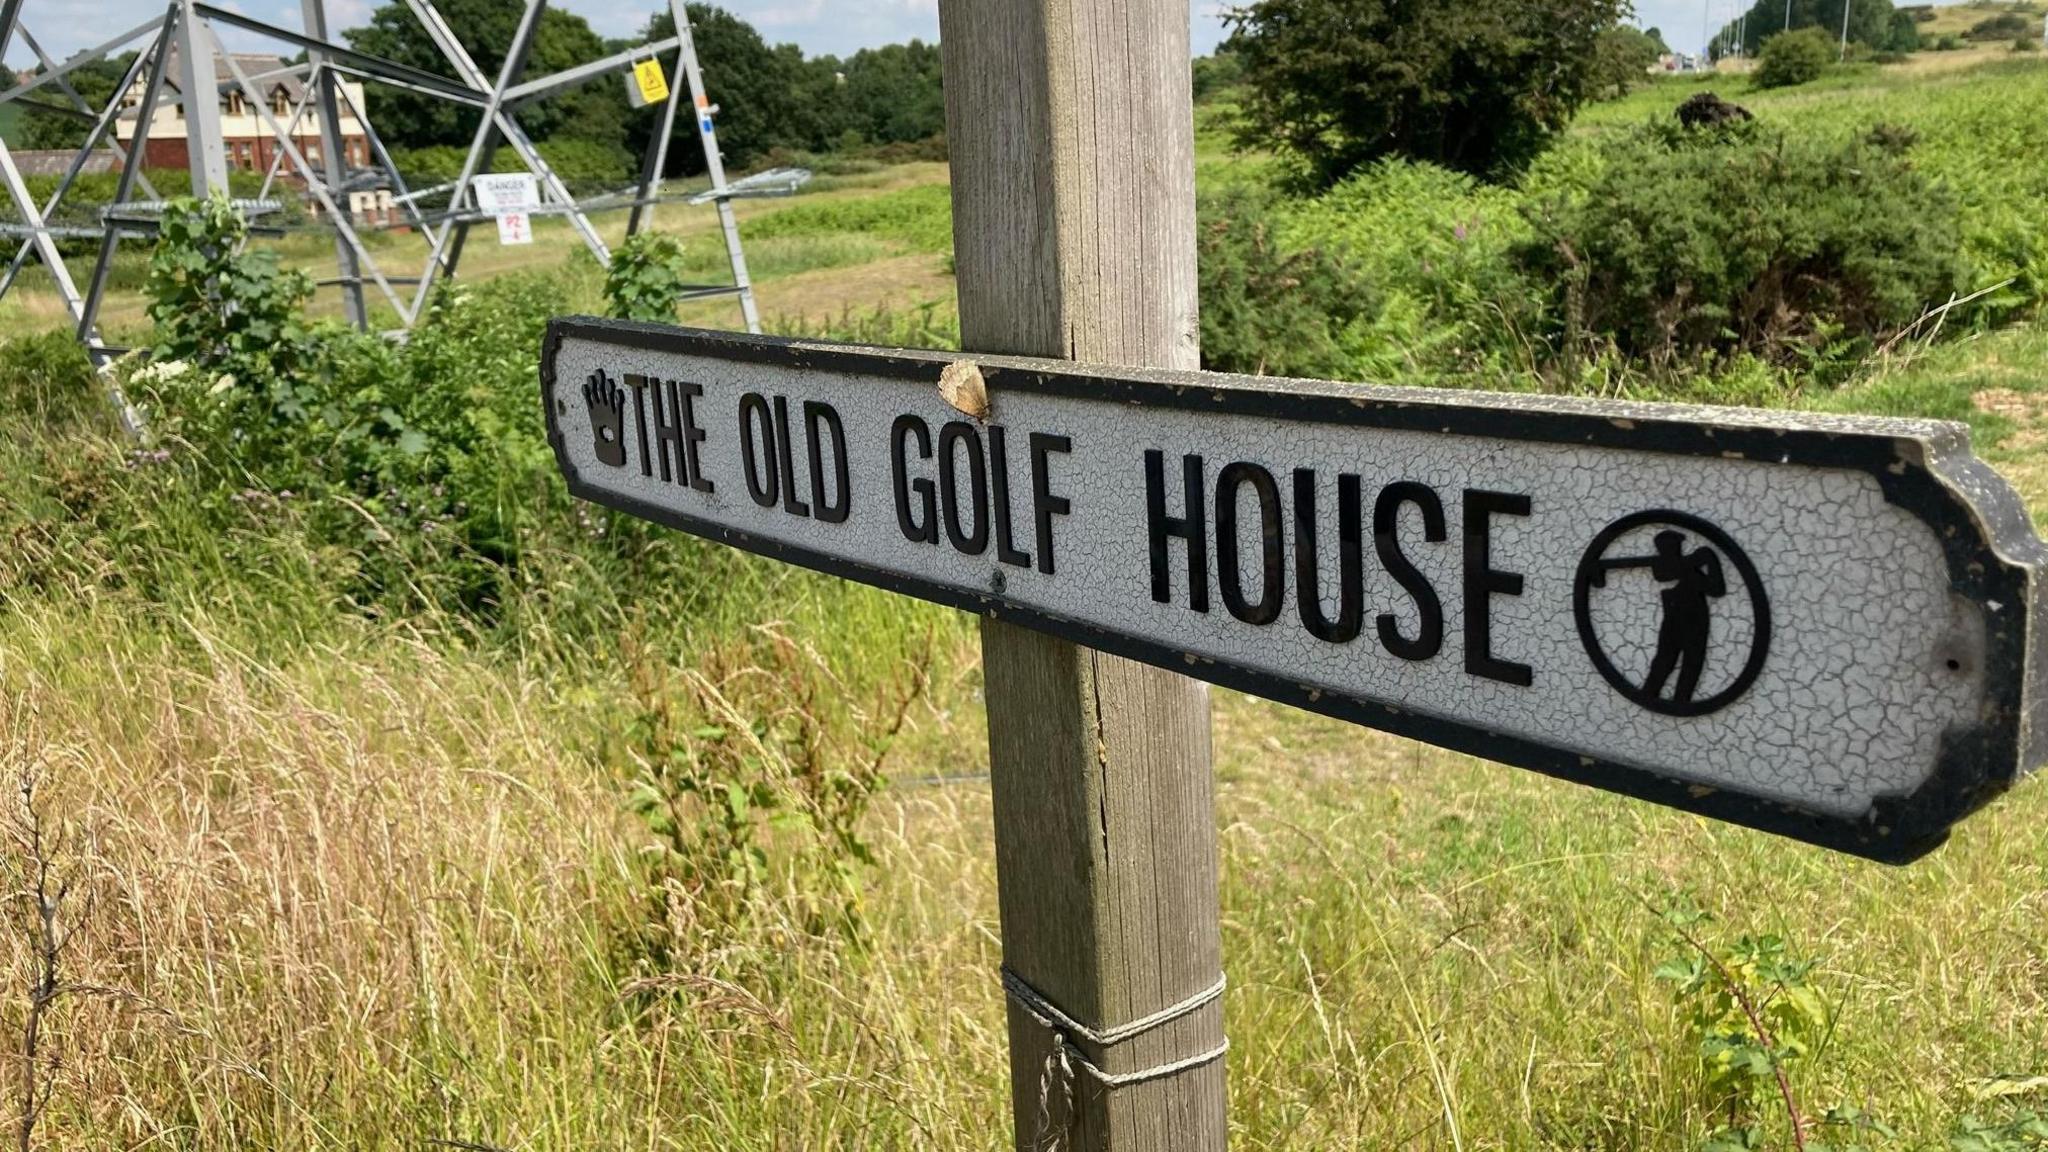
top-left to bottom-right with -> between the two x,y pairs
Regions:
543,319 -> 2048,862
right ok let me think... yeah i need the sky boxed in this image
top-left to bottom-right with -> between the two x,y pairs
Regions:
0,0 -> 1892,75
5,1 -> 1228,72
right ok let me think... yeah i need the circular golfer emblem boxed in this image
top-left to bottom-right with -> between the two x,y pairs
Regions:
1573,511 -> 1770,718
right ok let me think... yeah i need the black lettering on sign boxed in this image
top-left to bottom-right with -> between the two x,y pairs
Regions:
987,427 -> 1032,569
1146,451 -> 1209,612
772,396 -> 810,517
645,374 -> 686,484
678,379 -> 713,493
739,393 -> 778,510
1374,482 -> 1445,661
1216,462 -> 1284,626
634,374 -> 714,493
939,421 -> 990,555
1462,489 -> 1534,687
892,414 -> 937,545
628,374 -> 653,478
1293,469 -> 1364,644
1029,433 -> 1071,576
803,402 -> 850,524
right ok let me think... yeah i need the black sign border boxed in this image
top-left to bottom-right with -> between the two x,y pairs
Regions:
543,317 -> 2047,864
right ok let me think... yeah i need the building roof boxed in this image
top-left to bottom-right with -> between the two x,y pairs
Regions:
123,49 -> 304,106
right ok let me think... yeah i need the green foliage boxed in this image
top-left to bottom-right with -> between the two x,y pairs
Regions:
617,622 -> 917,945
144,196 -> 319,395
12,51 -> 136,150
1951,1112 -> 2048,1151
604,233 -> 693,323
1715,0 -> 1894,57
1595,26 -> 1671,99
0,331 -> 100,428
344,0 -> 628,156
1516,120 -> 1966,375
1884,10 -> 1924,50
1224,0 -> 1631,185
743,184 -> 953,253
1654,899 -> 1852,1151
632,7 -> 945,174
1967,11 -> 2034,37
1757,27 -> 1841,88
1191,49 -> 1244,102
1197,188 -> 1375,378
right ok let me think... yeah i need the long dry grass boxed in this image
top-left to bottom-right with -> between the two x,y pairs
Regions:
1,569 -> 2044,1149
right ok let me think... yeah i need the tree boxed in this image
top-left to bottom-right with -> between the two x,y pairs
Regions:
1755,26 -> 1835,87
837,41 -> 945,145
344,0 -> 630,165
1224,0 -> 1632,187
1882,10 -> 1922,51
630,5 -> 811,174
1714,0 -> 1895,57
1594,26 -> 1669,99
15,52 -> 136,151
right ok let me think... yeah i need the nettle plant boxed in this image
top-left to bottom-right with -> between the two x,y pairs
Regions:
603,232 -> 693,324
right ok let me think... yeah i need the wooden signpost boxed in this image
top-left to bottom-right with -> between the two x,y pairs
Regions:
541,1 -> 2045,1147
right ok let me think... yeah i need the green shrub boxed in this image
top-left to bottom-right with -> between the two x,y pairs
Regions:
1275,158 -> 1541,384
2015,35 -> 2043,51
1517,121 -> 1967,376
1196,188 -> 1375,379
1756,27 -> 1838,88
604,233 -> 693,323
1225,0 -> 1630,185
1967,11 -> 2033,38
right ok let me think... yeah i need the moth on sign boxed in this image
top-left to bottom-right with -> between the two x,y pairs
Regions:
474,173 -> 538,246
542,319 -> 2048,862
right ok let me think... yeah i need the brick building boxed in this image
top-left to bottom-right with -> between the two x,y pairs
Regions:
114,49 -> 397,224
115,49 -> 373,173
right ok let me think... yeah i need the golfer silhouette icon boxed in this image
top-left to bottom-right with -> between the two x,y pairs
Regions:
1590,530 -> 1726,705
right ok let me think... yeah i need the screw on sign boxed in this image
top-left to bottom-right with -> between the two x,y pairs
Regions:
546,322 -> 2047,864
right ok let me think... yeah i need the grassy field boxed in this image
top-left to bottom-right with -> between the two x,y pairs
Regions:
1,42 -> 2046,1152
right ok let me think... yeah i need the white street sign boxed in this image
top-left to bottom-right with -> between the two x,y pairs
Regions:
543,319 -> 2048,862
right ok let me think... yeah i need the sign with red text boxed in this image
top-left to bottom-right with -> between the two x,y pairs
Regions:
542,318 -> 2048,862
475,173 -> 537,245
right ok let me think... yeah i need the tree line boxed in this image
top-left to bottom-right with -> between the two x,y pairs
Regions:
3,3 -> 944,179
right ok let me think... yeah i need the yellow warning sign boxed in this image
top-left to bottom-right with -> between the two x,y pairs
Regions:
631,58 -> 670,107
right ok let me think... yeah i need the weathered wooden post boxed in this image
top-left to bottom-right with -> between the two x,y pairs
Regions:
934,3 -> 1228,1149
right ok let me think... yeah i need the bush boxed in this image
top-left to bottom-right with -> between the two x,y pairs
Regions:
1756,27 -> 1838,88
1197,188 -> 1375,378
1517,121 -> 1967,375
1967,11 -> 2032,38
604,233 -> 693,323
2016,35 -> 2043,50
1224,0 -> 1630,185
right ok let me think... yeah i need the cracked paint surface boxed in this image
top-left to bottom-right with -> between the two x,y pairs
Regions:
547,334 -> 2009,822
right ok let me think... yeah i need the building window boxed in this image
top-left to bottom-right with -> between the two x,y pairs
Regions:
226,91 -> 244,116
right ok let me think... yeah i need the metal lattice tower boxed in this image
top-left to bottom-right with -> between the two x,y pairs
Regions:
0,0 -> 773,407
